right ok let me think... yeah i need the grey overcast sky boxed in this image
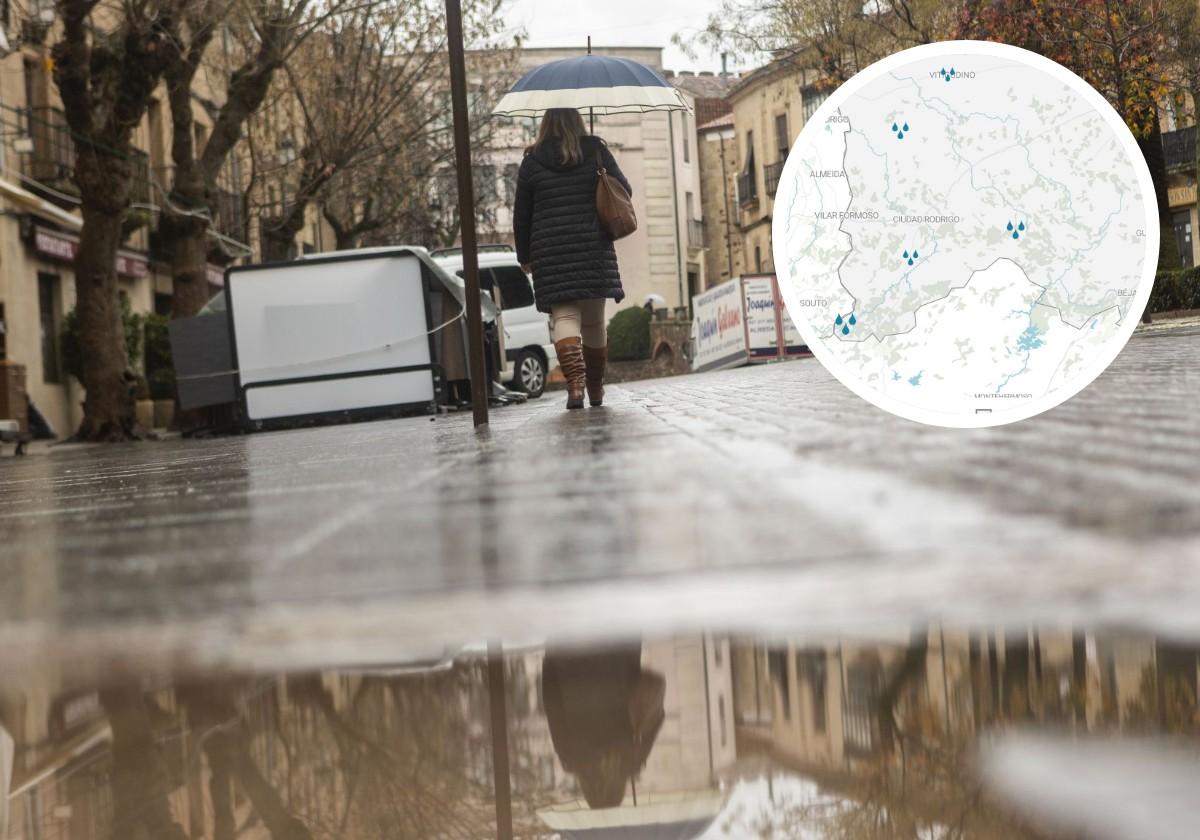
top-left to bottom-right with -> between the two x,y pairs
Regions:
500,0 -> 758,75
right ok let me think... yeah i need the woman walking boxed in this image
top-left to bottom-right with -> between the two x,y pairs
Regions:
513,108 -> 631,409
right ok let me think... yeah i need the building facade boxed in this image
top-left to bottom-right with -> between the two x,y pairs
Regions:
697,113 -> 743,288
1163,125 -> 1200,269
0,23 -> 327,437
726,58 -> 827,279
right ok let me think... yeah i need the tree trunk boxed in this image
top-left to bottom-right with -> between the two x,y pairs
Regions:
262,221 -> 298,263
1002,631 -> 1031,721
74,204 -> 140,441
169,214 -> 212,318
101,687 -> 190,840
262,200 -> 311,263
876,626 -> 928,755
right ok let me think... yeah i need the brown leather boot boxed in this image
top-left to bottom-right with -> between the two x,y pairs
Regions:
554,337 -> 586,409
583,344 -> 606,407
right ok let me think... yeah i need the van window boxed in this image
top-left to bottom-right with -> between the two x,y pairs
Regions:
490,266 -> 535,309
456,268 -> 495,292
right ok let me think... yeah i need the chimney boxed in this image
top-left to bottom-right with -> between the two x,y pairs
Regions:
721,52 -> 728,75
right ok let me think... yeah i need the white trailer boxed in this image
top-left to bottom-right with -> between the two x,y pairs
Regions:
222,247 -> 478,427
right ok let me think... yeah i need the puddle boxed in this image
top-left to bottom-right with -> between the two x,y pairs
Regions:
2,625 -> 1197,839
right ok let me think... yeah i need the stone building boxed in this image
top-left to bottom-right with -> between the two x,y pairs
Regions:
1163,125 -> 1199,269
670,71 -> 739,297
697,112 -> 743,288
476,45 -> 706,319
726,57 -> 827,278
0,19 -> 327,437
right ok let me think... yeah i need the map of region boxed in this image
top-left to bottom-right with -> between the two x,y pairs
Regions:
773,41 -> 1157,427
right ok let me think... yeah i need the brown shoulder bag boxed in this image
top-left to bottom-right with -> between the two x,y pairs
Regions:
595,145 -> 637,241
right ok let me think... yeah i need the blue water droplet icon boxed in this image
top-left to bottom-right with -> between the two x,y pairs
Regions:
842,325 -> 850,335
1018,221 -> 1025,231
891,122 -> 898,132
1007,221 -> 1013,231
945,75 -> 951,82
949,67 -> 955,76
940,67 -> 946,75
902,122 -> 909,132
907,258 -> 914,266
897,131 -> 904,139
835,314 -> 843,325
912,250 -> 919,259
848,314 -> 857,326
903,250 -> 909,258
1012,231 -> 1020,240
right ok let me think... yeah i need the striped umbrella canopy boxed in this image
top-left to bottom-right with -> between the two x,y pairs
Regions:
492,54 -> 691,119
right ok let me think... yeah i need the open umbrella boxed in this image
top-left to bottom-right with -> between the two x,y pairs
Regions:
492,42 -> 691,132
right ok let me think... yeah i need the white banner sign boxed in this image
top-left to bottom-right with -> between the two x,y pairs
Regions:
691,280 -> 746,372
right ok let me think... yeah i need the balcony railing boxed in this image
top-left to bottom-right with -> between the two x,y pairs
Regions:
1163,126 -> 1197,172
687,218 -> 705,250
765,160 -> 786,197
22,105 -> 153,210
25,106 -> 75,198
737,172 -> 758,207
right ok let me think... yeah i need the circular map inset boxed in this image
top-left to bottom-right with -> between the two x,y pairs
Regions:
773,40 -> 1158,427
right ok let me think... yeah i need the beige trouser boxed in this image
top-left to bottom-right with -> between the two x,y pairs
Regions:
550,299 -> 607,348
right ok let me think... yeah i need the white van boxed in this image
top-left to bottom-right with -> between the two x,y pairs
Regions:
433,246 -> 556,397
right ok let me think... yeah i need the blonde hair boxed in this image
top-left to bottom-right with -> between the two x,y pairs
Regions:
532,108 -> 587,166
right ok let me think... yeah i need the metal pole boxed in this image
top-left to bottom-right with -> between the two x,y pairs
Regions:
668,110 -> 686,310
487,641 -> 513,840
445,0 -> 489,428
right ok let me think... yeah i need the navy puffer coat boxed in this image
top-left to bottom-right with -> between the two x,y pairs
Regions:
513,135 -> 631,313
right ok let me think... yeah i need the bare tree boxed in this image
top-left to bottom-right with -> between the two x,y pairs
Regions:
250,0 -> 516,261
675,0 -> 954,84
158,0 -> 354,320
50,0 -> 187,440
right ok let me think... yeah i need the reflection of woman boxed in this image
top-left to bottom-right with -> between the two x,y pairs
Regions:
541,643 -> 666,808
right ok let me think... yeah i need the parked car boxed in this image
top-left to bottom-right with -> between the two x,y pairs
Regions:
432,246 -> 556,397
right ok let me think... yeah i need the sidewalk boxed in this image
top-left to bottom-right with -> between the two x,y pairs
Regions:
0,323 -> 1197,675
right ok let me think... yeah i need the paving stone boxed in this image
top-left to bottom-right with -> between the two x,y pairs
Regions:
0,325 -> 1196,675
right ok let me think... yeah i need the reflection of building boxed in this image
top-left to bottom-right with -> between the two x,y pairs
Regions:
640,635 -> 736,793
734,627 -> 1200,780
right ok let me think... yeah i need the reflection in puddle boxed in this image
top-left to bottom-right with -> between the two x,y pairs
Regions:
1,627 -> 1197,839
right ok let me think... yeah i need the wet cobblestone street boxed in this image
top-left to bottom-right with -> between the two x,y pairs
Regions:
1,324 -> 1197,675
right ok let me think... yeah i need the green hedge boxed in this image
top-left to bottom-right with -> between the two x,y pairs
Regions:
1149,267 -> 1200,314
608,306 -> 651,361
62,301 -> 175,400
142,313 -> 175,400
62,295 -> 143,383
